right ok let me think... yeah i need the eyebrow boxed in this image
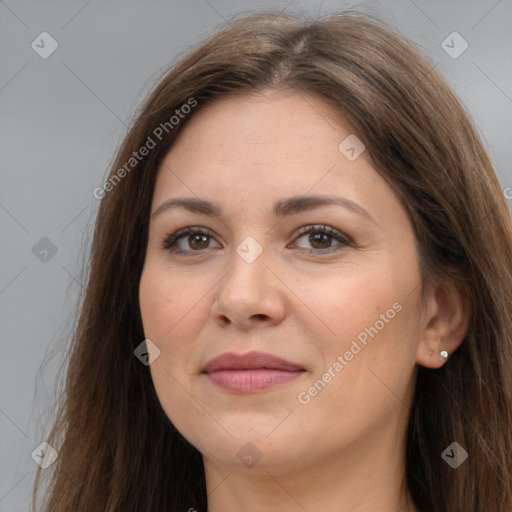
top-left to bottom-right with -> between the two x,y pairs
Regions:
151,195 -> 376,224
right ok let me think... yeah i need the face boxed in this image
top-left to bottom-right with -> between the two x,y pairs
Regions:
139,89 -> 425,476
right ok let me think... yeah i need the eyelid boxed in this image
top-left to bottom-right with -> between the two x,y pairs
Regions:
162,224 -> 353,255
162,226 -> 218,251
291,224 -> 352,244
289,224 -> 352,254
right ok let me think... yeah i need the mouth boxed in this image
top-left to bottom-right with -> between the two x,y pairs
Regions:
202,351 -> 306,393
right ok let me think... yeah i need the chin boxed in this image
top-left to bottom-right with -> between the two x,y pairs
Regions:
200,438 -> 305,474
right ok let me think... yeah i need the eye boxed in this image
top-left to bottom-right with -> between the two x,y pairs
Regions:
162,224 -> 352,256
163,227 -> 220,254
291,225 -> 352,254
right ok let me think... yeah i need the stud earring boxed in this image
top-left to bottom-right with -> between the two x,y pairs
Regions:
440,350 -> 449,360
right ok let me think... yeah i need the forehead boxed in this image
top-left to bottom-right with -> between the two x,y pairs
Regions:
149,90 -> 409,233
154,90 -> 368,191
174,89 -> 350,157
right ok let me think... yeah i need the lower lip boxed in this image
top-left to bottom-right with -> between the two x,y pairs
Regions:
205,369 -> 305,393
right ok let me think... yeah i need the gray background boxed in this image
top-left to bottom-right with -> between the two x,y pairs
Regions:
1,0 -> 511,509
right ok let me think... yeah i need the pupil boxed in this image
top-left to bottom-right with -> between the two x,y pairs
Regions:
310,232 -> 330,248
190,234 -> 208,249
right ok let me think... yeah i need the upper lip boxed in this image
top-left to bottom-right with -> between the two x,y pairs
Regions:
202,351 -> 305,373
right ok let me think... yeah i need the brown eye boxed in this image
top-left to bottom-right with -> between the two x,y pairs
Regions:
308,231 -> 332,249
187,233 -> 210,250
163,227 -> 221,254
293,225 -> 351,254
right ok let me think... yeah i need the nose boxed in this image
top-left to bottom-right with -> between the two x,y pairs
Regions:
211,243 -> 287,330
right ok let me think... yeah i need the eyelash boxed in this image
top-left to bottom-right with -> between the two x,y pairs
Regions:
162,225 -> 353,256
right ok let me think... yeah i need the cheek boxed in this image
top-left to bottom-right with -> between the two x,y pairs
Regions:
139,263 -> 211,387
139,267 -> 203,433
311,267 -> 397,341
305,258 -> 419,396
139,265 -> 199,343
299,305 -> 417,446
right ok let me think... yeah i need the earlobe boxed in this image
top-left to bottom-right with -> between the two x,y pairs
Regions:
416,278 -> 470,369
419,346 -> 451,369
427,349 -> 449,359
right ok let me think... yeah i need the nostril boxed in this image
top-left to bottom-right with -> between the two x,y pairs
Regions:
220,315 -> 231,326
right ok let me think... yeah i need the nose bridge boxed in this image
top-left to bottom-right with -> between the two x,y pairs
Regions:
223,234 -> 269,296
212,233 -> 285,326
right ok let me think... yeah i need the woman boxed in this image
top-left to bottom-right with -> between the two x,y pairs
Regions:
33,10 -> 512,512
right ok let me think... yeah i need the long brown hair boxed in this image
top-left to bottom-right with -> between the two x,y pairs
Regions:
33,10 -> 512,511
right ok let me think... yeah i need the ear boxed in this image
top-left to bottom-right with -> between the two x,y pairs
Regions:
416,277 -> 470,369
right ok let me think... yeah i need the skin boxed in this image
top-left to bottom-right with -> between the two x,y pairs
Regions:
139,89 -> 469,512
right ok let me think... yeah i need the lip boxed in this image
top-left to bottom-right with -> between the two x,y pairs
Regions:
202,351 -> 306,393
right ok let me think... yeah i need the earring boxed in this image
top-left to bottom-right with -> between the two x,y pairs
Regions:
440,350 -> 449,360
